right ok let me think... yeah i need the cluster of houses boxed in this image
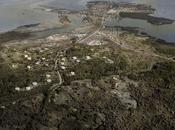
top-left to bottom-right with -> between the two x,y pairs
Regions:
47,34 -> 70,42
86,1 -> 154,18
87,1 -> 113,16
12,47 -> 95,93
10,30 -> 116,93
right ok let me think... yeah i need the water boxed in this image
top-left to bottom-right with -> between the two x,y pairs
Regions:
32,14 -> 83,39
0,0 -> 57,32
106,0 -> 175,43
106,18 -> 175,43
0,0 -> 175,43
118,0 -> 175,20
47,0 -> 175,42
47,0 -> 175,19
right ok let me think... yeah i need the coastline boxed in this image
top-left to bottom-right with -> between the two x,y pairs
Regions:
1,1 -> 175,129
105,25 -> 175,45
120,12 -> 174,25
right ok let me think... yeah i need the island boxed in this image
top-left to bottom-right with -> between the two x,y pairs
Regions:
0,1 -> 175,130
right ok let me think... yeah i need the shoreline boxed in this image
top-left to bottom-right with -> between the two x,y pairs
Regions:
120,12 -> 174,25
1,23 -> 174,49
102,25 -> 175,45
1,1 -> 175,129
0,1 -> 175,45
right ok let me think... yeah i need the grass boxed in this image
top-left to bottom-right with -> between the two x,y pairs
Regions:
144,39 -> 175,57
63,44 -> 129,84
0,46 -> 59,100
0,31 -> 31,43
1,32 -> 175,129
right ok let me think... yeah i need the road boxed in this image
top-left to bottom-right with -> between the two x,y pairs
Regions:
50,52 -> 63,92
77,0 -> 175,64
99,31 -> 175,63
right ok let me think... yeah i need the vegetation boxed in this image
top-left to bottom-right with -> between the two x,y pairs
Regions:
0,31 -> 31,43
144,39 -> 175,57
120,12 -> 174,25
63,44 -> 128,84
127,61 -> 175,129
0,16 -> 175,130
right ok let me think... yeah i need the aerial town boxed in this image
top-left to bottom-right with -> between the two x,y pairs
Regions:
0,1 -> 175,130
